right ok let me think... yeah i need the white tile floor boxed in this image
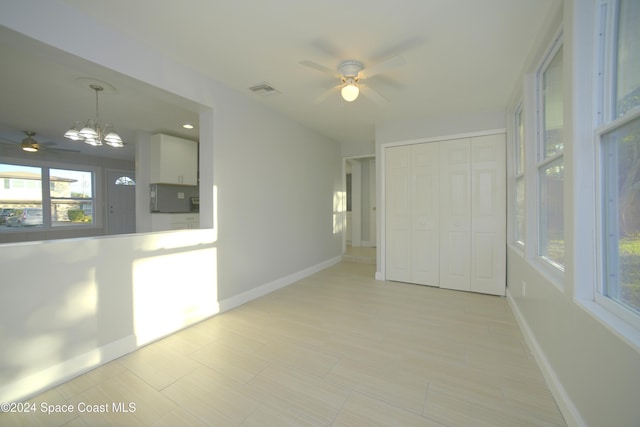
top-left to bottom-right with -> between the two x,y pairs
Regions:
1,262 -> 566,426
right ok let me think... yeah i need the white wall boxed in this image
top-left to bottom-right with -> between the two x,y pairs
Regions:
375,110 -> 506,146
211,89 -> 343,300
341,139 -> 374,158
0,0 -> 342,402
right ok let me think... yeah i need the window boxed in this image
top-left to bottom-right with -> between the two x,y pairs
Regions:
115,176 -> 135,186
0,163 -> 95,232
50,168 -> 94,226
613,0 -> 640,118
601,116 -> 640,316
0,165 -> 43,228
514,104 -> 526,247
596,0 -> 640,324
537,37 -> 564,270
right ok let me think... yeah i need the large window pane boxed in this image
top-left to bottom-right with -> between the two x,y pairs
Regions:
0,164 -> 43,230
542,47 -> 564,158
539,158 -> 564,267
602,116 -> 640,314
50,168 -> 94,226
615,0 -> 640,117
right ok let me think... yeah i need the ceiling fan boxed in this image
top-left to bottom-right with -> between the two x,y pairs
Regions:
0,131 -> 79,153
300,56 -> 406,105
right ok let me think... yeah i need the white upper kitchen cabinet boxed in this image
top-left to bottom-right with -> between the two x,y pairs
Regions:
150,134 -> 198,185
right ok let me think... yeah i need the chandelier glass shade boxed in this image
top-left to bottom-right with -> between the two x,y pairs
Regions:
64,84 -> 124,148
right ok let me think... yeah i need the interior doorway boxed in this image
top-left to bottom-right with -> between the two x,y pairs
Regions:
344,156 -> 376,264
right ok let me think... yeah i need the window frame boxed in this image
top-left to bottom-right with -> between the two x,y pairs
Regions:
593,0 -> 640,334
535,29 -> 565,277
49,167 -> 96,227
0,159 -> 101,234
595,109 -> 640,331
513,102 -> 526,249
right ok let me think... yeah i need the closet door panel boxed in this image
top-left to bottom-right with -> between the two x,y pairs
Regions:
471,134 -> 506,295
439,139 -> 471,291
411,143 -> 439,286
385,145 -> 411,282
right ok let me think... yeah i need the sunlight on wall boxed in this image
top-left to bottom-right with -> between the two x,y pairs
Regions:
132,247 -> 218,346
333,191 -> 346,234
55,281 -> 98,324
0,280 -> 99,403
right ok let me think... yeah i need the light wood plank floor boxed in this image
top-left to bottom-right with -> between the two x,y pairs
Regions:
1,262 -> 566,426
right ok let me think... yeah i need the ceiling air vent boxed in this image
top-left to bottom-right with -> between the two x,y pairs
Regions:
248,82 -> 280,97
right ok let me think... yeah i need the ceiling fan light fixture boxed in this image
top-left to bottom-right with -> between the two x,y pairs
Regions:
21,141 -> 39,152
341,78 -> 360,102
20,131 -> 40,152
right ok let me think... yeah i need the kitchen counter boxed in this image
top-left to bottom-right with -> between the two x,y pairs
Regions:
150,213 -> 199,231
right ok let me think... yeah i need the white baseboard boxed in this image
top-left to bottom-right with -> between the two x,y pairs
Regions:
0,334 -> 136,404
218,256 -> 342,313
375,271 -> 385,281
506,290 -> 586,427
2,256 -> 342,404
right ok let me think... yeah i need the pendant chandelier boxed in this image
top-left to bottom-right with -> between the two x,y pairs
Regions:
64,84 -> 124,148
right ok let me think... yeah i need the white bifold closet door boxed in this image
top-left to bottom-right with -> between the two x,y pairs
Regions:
411,142 -> 440,287
385,134 -> 505,296
385,143 -> 440,287
385,145 -> 412,283
469,135 -> 506,295
439,138 -> 472,291
385,143 -> 440,286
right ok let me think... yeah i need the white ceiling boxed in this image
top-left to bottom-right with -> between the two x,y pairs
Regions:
1,0 -> 559,159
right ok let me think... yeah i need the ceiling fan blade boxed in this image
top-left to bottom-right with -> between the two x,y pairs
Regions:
47,147 -> 81,153
314,85 -> 341,104
360,85 -> 389,106
359,56 -> 406,79
310,38 -> 345,59
0,135 -> 18,145
300,60 -> 339,76
369,35 -> 425,63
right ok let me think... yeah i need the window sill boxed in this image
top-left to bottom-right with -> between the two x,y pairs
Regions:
530,256 -> 565,293
575,298 -> 640,355
507,242 -> 525,258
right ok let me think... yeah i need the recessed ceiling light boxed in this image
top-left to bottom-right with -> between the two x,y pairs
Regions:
182,123 -> 194,129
